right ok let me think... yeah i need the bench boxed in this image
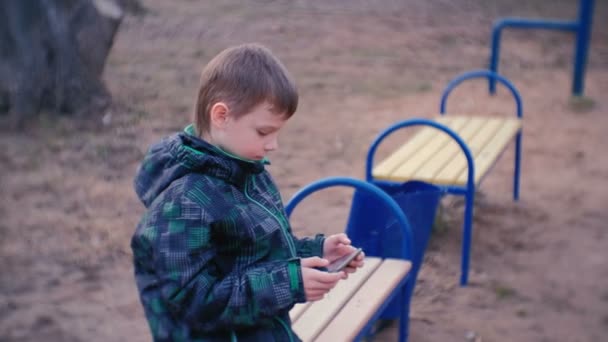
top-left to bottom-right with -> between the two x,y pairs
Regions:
290,257 -> 411,341
284,177 -> 418,342
365,70 -> 523,286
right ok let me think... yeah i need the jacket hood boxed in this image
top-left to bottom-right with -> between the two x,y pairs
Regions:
134,125 -> 267,208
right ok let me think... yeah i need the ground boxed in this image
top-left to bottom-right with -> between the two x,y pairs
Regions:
1,0 -> 607,341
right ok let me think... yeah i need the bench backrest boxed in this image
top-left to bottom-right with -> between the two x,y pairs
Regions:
285,178 -> 414,260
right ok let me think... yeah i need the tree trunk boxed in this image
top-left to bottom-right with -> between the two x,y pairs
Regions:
0,0 -> 126,129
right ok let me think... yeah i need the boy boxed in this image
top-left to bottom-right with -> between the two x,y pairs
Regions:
131,43 -> 364,341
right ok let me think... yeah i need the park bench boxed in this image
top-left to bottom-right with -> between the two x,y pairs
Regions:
284,177 -> 435,342
290,257 -> 411,341
366,70 -> 523,286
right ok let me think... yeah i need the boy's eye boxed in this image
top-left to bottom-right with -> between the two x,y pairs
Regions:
257,130 -> 270,136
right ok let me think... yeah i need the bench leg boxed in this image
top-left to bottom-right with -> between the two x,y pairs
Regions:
513,131 -> 522,201
460,187 -> 475,286
399,283 -> 412,342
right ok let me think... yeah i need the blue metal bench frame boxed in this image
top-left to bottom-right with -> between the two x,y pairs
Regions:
365,70 -> 523,286
285,177 -> 414,342
488,0 -> 595,96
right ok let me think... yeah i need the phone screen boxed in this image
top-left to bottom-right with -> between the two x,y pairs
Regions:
326,248 -> 363,273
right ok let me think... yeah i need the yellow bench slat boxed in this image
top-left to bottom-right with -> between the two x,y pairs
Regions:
410,116 -> 473,182
389,117 -> 470,181
373,115 -> 522,186
462,118 -> 505,155
372,127 -> 440,180
289,302 -> 311,322
372,117 -> 470,181
314,259 -> 412,341
291,257 -> 383,341
457,118 -> 522,184
428,117 -> 488,184
436,117 -> 504,184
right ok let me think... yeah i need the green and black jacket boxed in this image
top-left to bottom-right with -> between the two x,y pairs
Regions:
132,125 -> 324,341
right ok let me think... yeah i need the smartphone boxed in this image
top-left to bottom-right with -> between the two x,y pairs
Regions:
326,248 -> 363,273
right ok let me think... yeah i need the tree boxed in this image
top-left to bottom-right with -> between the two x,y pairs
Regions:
0,0 -> 128,129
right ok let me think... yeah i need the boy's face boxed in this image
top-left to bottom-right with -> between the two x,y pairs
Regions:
209,101 -> 287,161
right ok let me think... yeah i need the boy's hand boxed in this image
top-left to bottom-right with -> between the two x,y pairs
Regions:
300,257 -> 345,301
323,233 -> 365,274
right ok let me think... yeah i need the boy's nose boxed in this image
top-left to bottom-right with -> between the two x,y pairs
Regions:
265,138 -> 278,151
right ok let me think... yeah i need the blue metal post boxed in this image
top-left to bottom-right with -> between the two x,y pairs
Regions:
461,187 -> 475,286
514,132 -> 522,201
573,0 -> 595,95
399,284 -> 409,342
488,23 -> 504,95
488,0 -> 594,95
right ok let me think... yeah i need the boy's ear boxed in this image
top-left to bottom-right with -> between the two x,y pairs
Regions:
210,102 -> 230,128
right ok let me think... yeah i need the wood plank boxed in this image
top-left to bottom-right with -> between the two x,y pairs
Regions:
463,118 -> 504,155
372,115 -> 521,186
431,117 -> 489,185
291,257 -> 383,342
289,303 -> 311,323
457,118 -> 522,184
372,127 -> 439,180
290,257 -> 381,325
443,117 -> 504,184
372,116 -> 469,182
410,116 -> 471,182
389,117 -> 470,181
452,117 -> 511,184
314,259 -> 412,341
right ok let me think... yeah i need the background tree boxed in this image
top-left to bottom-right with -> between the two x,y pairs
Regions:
0,0 -> 140,129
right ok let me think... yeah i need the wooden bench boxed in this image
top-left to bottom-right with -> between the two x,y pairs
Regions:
284,177 -> 419,342
372,116 -> 521,186
365,70 -> 523,286
290,257 -> 411,341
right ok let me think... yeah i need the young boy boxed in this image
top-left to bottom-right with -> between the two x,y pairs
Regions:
131,43 -> 364,341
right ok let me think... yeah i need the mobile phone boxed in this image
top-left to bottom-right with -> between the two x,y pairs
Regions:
326,248 -> 363,273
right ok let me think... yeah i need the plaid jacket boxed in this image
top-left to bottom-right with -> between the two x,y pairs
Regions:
131,125 -> 325,341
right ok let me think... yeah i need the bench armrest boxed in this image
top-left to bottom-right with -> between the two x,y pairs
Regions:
285,177 -> 414,261
440,69 -> 523,118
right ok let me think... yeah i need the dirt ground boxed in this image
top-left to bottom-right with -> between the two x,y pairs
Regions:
1,0 -> 608,341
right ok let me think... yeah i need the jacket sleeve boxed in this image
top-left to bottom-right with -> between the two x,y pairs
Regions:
292,233 -> 325,258
142,198 -> 307,332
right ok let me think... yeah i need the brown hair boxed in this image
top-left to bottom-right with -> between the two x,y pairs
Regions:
194,43 -> 298,135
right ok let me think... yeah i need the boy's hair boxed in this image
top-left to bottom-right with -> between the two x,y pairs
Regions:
194,43 -> 298,135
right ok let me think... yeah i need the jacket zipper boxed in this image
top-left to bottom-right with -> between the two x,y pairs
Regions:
245,177 -> 298,342
245,176 -> 297,257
